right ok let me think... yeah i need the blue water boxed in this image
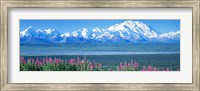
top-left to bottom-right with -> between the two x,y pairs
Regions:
20,43 -> 180,70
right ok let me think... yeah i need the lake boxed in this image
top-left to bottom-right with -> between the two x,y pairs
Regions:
20,43 -> 180,70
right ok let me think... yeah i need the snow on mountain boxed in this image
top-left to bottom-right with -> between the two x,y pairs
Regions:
44,28 -> 55,34
20,20 -> 180,44
159,30 -> 180,39
107,20 -> 158,39
20,26 -> 33,37
80,28 -> 89,38
20,26 -> 62,43
60,32 -> 70,37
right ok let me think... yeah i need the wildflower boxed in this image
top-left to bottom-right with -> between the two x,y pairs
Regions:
148,65 -> 153,71
37,60 -> 40,65
89,63 -> 94,71
49,58 -> 53,63
23,61 -> 27,64
40,61 -> 43,65
118,62 -> 123,71
127,63 -> 131,67
32,59 -> 35,64
133,62 -> 139,68
69,58 -> 75,65
55,60 -> 59,66
124,62 -> 127,67
97,63 -> 102,68
42,59 -> 45,65
20,57 -> 25,61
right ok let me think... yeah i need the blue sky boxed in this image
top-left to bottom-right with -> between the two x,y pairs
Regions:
20,20 -> 180,33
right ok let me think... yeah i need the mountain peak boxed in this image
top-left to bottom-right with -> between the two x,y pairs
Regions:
20,21 -> 180,44
43,28 -> 55,34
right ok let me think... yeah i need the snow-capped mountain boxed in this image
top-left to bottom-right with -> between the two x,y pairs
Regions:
20,20 -> 180,44
20,26 -> 62,43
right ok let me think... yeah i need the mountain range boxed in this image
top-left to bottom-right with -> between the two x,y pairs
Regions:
20,20 -> 180,44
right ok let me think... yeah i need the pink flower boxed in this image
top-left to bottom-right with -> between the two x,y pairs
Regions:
40,61 -> 43,65
56,61 -> 59,66
42,59 -> 45,65
37,60 -> 40,65
133,62 -> 139,68
49,58 -> 53,63
97,64 -> 102,68
118,62 -> 123,71
32,59 -> 35,64
23,61 -> 27,64
89,63 -> 94,71
69,58 -> 75,65
148,65 -> 153,71
20,57 -> 25,61
127,63 -> 131,67
124,62 -> 127,67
